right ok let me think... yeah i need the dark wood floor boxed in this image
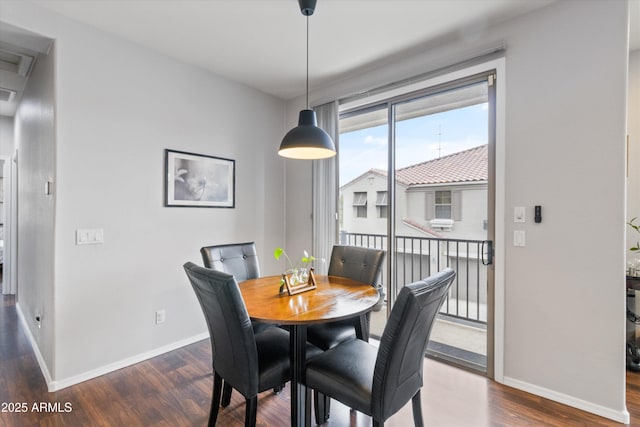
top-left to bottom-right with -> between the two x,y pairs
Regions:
1,289 -> 637,426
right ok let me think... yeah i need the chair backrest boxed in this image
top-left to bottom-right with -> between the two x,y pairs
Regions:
200,242 -> 260,282
183,262 -> 259,398
371,268 -> 456,422
327,245 -> 385,286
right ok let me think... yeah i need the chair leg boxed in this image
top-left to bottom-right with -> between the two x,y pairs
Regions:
244,396 -> 257,427
411,390 -> 424,427
372,420 -> 383,427
313,390 -> 330,424
306,386 -> 312,426
221,381 -> 233,407
209,372 -> 223,427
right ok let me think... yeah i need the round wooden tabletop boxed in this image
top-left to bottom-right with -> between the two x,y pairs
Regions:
239,275 -> 380,325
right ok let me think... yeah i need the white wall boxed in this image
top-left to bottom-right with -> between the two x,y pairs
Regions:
405,185 -> 488,240
286,0 -> 628,422
0,1 -> 287,388
0,116 -> 14,158
500,1 -> 626,420
14,40 -> 56,376
282,100 -> 314,263
340,173 -> 488,241
628,49 -> 640,263
340,172 -> 388,236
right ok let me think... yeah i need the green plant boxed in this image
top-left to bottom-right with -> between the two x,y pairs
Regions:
273,247 -> 318,272
274,247 -> 323,292
630,217 -> 640,252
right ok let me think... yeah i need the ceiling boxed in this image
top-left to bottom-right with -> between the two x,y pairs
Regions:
2,0 -> 639,115
28,0 -> 566,100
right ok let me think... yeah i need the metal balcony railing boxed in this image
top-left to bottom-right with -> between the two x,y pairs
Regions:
340,231 -> 489,325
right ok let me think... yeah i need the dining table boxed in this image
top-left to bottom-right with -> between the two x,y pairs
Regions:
239,274 -> 380,427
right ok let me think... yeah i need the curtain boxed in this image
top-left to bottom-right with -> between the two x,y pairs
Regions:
312,101 -> 339,274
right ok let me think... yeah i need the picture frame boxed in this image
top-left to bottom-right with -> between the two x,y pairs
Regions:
164,149 -> 235,208
282,268 -> 317,295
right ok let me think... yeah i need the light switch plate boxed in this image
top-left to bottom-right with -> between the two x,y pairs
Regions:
76,229 -> 104,245
514,230 -> 526,247
514,206 -> 526,223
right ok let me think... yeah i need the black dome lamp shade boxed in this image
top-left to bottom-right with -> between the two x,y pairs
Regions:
278,0 -> 336,160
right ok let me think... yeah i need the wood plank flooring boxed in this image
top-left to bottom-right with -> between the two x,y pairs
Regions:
1,291 -> 637,426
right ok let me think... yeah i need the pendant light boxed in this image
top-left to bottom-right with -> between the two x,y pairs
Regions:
278,0 -> 336,160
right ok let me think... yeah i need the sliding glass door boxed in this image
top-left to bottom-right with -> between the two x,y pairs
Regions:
338,72 -> 496,374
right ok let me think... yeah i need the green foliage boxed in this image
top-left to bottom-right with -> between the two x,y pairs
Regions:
273,247 -> 285,260
273,247 -> 294,271
274,248 -> 322,271
301,250 -> 316,264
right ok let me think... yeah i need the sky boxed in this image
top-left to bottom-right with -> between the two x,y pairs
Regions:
338,102 -> 488,186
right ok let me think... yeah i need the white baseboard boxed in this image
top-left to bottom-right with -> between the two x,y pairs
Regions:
14,305 -> 209,392
49,332 -> 210,391
16,303 -> 54,388
503,376 -> 630,424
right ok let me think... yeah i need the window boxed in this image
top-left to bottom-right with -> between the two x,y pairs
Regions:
435,190 -> 452,219
376,191 -> 388,218
353,192 -> 367,218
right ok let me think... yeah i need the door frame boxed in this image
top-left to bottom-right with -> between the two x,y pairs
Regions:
1,152 -> 17,296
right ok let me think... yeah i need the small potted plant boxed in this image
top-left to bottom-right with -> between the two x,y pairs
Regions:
274,247 -> 323,292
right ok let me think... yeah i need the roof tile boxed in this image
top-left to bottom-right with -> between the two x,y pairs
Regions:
395,145 -> 487,185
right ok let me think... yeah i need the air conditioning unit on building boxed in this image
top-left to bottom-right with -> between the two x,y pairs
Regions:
430,219 -> 454,231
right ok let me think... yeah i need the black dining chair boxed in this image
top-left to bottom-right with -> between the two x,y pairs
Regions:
200,242 -> 279,404
183,262 -> 291,427
200,242 -> 260,282
306,245 -> 385,350
304,268 -> 456,427
200,243 -> 273,332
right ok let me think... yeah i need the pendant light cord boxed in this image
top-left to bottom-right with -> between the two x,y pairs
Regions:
306,14 -> 309,109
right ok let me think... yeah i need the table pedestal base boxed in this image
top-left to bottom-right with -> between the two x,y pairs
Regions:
290,325 -> 311,427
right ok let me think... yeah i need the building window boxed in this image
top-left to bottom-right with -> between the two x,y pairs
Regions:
376,191 -> 388,218
353,192 -> 367,218
435,190 -> 452,219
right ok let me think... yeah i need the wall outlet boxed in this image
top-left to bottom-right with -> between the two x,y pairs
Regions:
155,310 -> 166,325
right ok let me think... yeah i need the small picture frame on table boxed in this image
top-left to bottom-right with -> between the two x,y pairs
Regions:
283,268 -> 317,295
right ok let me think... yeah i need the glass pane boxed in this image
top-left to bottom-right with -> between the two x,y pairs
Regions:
338,105 -> 389,335
435,190 -> 451,204
338,79 -> 492,374
435,205 -> 451,219
353,192 -> 367,206
394,81 -> 489,372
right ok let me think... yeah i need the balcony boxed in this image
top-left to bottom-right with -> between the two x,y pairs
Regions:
341,231 -> 490,371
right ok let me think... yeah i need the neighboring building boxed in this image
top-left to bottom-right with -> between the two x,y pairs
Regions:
340,145 -> 489,312
340,145 -> 488,241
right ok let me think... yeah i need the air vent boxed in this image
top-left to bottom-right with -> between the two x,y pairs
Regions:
429,218 -> 454,231
0,49 -> 34,77
0,87 -> 16,103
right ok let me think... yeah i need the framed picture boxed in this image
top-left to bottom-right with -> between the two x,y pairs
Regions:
164,149 -> 235,208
